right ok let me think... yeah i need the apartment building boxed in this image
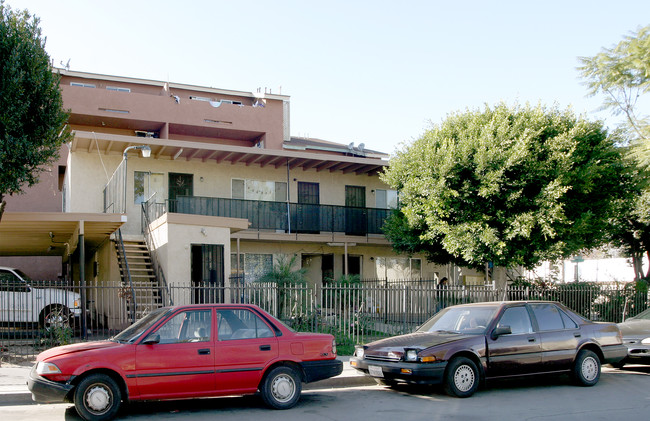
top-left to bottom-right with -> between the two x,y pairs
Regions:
3,70 -> 465,294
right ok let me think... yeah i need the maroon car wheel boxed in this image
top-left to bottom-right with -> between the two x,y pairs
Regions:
572,349 -> 601,386
444,357 -> 479,398
74,373 -> 122,421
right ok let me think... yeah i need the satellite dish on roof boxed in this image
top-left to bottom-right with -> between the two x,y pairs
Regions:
348,142 -> 355,150
358,143 -> 365,152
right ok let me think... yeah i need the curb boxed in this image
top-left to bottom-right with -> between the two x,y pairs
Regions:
0,366 -> 375,407
0,392 -> 33,407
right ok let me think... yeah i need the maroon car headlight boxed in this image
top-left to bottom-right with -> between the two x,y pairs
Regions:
405,349 -> 418,362
354,345 -> 365,359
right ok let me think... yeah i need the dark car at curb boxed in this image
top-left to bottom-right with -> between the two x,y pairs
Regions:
350,301 -> 626,397
28,304 -> 342,421
615,307 -> 650,367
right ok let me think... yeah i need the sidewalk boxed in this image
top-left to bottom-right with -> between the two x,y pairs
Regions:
0,357 -> 373,407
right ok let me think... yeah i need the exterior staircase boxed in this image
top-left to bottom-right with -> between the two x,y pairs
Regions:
113,238 -> 164,320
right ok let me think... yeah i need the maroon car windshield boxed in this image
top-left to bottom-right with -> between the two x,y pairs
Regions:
417,305 -> 499,335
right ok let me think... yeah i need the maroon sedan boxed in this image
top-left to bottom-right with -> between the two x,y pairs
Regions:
350,301 -> 626,397
28,304 -> 342,421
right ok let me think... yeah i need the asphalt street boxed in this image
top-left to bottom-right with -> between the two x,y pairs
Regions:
1,365 -> 649,421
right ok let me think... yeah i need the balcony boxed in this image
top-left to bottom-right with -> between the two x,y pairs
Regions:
146,196 -> 391,237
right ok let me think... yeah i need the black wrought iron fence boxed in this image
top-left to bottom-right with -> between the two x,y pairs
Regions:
2,280 -> 648,363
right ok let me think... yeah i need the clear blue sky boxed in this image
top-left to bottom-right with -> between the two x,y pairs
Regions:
7,0 -> 650,154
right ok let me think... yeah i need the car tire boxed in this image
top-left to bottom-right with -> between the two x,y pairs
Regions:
260,366 -> 302,409
572,349 -> 601,386
74,373 -> 122,421
39,305 -> 72,330
444,357 -> 479,398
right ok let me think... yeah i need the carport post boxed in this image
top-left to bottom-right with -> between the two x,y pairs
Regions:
79,221 -> 86,340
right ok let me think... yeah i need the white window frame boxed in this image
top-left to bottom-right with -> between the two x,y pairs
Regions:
70,82 -> 95,88
106,86 -> 131,92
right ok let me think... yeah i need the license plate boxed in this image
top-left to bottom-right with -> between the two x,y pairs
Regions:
368,365 -> 383,377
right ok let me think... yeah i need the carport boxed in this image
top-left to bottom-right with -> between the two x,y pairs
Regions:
0,211 -> 126,335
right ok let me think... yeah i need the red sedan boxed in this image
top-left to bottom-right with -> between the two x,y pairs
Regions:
28,304 -> 342,421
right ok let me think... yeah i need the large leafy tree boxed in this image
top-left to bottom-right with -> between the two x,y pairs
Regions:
0,1 -> 71,221
579,26 -> 650,281
578,25 -> 650,168
382,103 -> 626,271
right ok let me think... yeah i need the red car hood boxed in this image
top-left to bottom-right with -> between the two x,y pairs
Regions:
38,341 -> 123,360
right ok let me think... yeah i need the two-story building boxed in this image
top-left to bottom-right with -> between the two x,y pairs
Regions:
3,70 -> 479,309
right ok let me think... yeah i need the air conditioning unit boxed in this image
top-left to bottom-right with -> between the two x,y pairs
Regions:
135,130 -> 158,138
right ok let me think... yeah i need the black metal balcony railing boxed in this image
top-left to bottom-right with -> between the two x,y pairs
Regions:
148,196 -> 390,236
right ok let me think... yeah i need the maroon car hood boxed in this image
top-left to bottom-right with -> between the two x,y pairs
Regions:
365,332 -> 472,354
39,341 -> 123,360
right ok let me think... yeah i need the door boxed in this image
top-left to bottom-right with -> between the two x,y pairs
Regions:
345,185 -> 366,235
301,254 -> 323,286
168,173 -> 193,212
191,245 -> 224,304
215,308 -> 279,393
135,309 -> 215,399
345,255 -> 362,278
296,182 -> 320,233
486,305 -> 542,377
529,303 -> 581,371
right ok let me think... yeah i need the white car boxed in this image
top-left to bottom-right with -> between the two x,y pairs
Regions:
0,266 -> 81,328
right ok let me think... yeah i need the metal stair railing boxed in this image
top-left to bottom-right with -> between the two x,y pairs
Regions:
141,197 -> 173,306
116,228 -> 137,322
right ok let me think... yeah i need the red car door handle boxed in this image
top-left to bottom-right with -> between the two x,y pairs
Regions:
198,348 -> 211,355
260,345 -> 271,351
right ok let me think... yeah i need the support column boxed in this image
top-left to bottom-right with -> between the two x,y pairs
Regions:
79,221 -> 86,340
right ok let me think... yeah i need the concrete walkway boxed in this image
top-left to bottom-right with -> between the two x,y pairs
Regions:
0,357 -> 372,406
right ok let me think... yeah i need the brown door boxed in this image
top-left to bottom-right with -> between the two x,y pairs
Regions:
296,182 -> 320,233
345,185 -> 366,235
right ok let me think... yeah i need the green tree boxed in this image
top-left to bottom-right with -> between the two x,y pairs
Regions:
578,25 -> 650,167
607,166 -> 650,280
579,26 -> 650,282
382,103 -> 626,271
0,1 -> 71,221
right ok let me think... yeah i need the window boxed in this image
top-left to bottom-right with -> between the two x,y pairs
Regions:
148,310 -> 212,344
559,310 -> 578,329
530,303 -> 566,331
106,86 -> 130,92
190,96 -> 211,101
376,189 -> 398,209
375,257 -> 421,280
134,172 -> 164,204
70,82 -> 95,88
244,254 -> 273,282
217,309 -> 274,341
232,179 -> 287,202
0,270 -> 28,292
497,306 -> 533,335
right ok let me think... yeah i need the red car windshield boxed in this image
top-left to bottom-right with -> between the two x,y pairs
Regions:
112,307 -> 171,343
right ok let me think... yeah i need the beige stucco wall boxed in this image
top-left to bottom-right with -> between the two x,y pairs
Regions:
229,240 -> 450,282
67,150 -> 394,237
149,213 -> 245,287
